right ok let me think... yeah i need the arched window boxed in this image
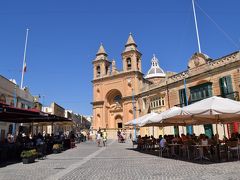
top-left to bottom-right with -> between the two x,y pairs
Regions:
96,66 -> 101,77
114,95 -> 121,104
105,66 -> 108,75
0,94 -> 6,104
127,58 -> 131,70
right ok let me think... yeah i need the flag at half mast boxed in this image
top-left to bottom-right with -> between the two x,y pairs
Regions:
21,28 -> 29,89
23,59 -> 27,72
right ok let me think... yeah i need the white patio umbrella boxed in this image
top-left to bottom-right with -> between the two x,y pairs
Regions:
137,112 -> 159,127
142,106 -> 191,127
124,112 -> 158,126
151,107 -> 184,123
163,96 -> 240,125
170,96 -> 240,162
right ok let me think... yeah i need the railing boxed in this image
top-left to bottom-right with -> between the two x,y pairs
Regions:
174,91 -> 240,107
218,91 -> 239,101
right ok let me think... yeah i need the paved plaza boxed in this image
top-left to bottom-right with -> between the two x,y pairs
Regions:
0,140 -> 240,180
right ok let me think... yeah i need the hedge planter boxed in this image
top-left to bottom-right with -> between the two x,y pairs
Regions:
22,157 -> 35,164
52,144 -> 63,154
21,149 -> 37,164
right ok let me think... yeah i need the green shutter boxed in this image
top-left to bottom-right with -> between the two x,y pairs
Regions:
226,76 -> 233,93
219,76 -> 233,99
179,89 -> 186,107
219,77 -> 224,95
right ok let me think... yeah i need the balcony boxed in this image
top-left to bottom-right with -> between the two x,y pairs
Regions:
174,91 -> 240,107
218,91 -> 239,101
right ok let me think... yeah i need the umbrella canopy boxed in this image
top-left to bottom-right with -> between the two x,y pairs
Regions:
143,107 -> 190,127
138,112 -> 159,127
164,96 -> 240,125
149,107 -> 183,123
183,96 -> 240,115
125,112 -> 158,126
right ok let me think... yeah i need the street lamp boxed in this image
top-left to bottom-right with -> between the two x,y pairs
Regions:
128,78 -> 137,140
183,72 -> 193,134
132,87 -> 137,140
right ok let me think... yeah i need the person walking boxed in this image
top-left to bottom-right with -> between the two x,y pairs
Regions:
129,132 -> 132,140
102,129 -> 107,147
96,131 -> 101,147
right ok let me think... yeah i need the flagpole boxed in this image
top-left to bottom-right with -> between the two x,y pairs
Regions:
20,28 -> 29,89
192,0 -> 201,53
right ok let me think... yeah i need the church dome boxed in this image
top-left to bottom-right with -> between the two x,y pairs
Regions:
145,54 -> 166,79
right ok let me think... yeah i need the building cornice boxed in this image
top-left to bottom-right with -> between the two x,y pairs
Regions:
92,70 -> 144,83
92,59 -> 111,64
91,101 -> 104,105
139,51 -> 240,96
121,49 -> 142,56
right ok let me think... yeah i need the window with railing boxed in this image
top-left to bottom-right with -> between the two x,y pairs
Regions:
190,83 -> 212,103
150,96 -> 165,109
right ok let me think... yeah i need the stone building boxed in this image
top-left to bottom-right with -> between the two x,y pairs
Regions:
139,51 -> 240,139
92,34 -> 240,139
92,34 -> 148,138
42,102 -> 73,135
0,75 -> 35,141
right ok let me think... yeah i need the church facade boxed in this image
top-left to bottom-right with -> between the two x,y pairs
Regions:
92,34 -> 240,139
92,34 -> 147,138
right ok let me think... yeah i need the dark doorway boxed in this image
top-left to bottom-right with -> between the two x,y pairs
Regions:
118,123 -> 122,129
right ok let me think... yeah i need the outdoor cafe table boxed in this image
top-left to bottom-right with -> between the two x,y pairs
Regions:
193,144 -> 211,161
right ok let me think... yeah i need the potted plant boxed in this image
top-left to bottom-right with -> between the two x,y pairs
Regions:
21,149 -> 37,164
52,144 -> 62,153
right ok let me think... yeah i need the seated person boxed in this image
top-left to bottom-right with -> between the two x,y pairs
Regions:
150,135 -> 156,149
201,135 -> 208,145
181,134 -> 188,143
172,135 -> 181,144
160,135 -> 168,148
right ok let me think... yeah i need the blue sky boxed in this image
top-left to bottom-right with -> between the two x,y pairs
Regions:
0,0 -> 240,115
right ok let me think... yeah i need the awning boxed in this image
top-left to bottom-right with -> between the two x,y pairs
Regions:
0,103 -> 72,123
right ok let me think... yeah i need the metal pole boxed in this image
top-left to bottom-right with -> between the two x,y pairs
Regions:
183,78 -> 188,105
184,77 -> 193,134
152,126 -> 154,137
223,124 -> 226,138
132,88 -> 136,140
42,95 -> 45,111
192,0 -> 202,53
12,84 -> 17,135
21,28 -> 29,89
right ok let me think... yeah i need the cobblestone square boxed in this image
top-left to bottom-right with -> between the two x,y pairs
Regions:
0,140 -> 240,180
